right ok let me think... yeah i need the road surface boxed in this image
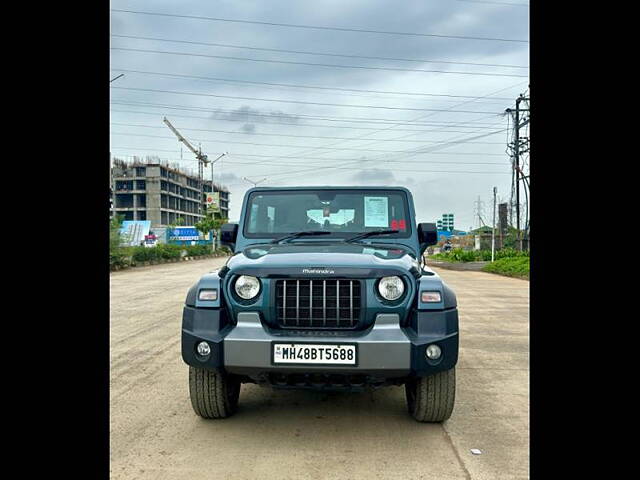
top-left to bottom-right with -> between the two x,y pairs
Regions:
110,258 -> 529,480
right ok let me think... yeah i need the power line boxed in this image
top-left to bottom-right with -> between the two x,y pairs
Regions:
260,83 -> 521,180
110,131 -> 507,154
110,100 -> 505,126
113,81 -> 517,183
111,47 -> 529,78
112,146 -> 508,163
224,161 -> 511,175
110,9 -> 529,43
371,128 -> 507,161
263,127 -> 508,181
228,152 -> 507,165
111,34 -> 529,69
111,153 -> 510,175
111,86 -> 506,113
242,155 -> 508,181
109,68 -> 518,101
116,152 -> 508,169
456,0 -> 529,7
116,81 -> 520,183
110,122 -> 507,144
269,83 -> 521,171
110,108 -> 505,133
232,122 -> 509,181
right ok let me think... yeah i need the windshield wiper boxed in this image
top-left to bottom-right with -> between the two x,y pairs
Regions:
271,230 -> 331,244
344,229 -> 399,243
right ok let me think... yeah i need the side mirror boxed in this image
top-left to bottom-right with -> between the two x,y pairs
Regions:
220,223 -> 238,251
418,223 -> 438,247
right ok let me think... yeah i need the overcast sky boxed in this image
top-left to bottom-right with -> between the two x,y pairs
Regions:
110,0 -> 529,230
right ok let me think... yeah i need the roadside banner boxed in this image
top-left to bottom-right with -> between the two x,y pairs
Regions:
119,220 -> 151,246
206,192 -> 220,213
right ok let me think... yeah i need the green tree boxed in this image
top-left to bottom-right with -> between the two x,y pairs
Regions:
110,215 -> 124,252
195,213 -> 228,251
110,215 -> 128,268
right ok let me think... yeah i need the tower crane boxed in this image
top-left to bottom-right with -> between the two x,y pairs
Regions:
163,117 -> 209,218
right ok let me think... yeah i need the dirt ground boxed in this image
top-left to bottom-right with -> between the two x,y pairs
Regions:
110,257 -> 529,480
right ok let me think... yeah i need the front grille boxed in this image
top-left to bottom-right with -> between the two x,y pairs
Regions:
275,279 -> 362,329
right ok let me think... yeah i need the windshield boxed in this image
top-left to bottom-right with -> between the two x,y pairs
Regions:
244,243 -> 413,259
244,189 -> 411,238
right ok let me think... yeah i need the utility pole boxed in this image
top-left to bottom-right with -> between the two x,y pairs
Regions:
491,187 -> 497,262
210,152 -> 228,189
506,91 -> 530,251
515,98 -> 520,249
109,151 -> 114,218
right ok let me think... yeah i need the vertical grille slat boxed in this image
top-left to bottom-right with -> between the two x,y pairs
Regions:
309,280 -> 313,325
296,280 -> 300,327
350,280 -> 353,323
283,280 -> 287,324
276,278 -> 361,329
323,280 -> 326,327
336,280 -> 340,325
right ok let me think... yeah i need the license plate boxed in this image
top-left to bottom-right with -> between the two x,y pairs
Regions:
272,343 -> 357,365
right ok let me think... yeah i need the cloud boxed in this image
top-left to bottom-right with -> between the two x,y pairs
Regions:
349,168 -> 396,184
210,105 -> 266,123
218,171 -> 241,184
208,106 -> 301,133
266,110 -> 301,125
241,123 -> 256,134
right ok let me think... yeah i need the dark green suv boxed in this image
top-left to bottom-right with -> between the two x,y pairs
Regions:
182,187 -> 458,422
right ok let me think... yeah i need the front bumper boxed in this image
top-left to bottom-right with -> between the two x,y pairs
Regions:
182,308 -> 458,379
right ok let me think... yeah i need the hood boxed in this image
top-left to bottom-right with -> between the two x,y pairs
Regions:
221,242 -> 421,278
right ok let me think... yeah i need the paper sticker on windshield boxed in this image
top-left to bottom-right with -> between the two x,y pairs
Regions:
364,196 -> 389,227
363,247 -> 388,257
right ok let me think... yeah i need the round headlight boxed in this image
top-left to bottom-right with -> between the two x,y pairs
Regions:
378,276 -> 405,301
235,275 -> 261,300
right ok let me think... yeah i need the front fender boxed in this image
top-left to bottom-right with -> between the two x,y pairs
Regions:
185,270 -> 223,308
416,275 -> 456,310
183,270 -> 227,370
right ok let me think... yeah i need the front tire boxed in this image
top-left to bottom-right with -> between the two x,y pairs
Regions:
405,368 -> 456,422
189,366 -> 240,419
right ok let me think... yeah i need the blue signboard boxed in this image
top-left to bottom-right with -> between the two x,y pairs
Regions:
168,226 -> 200,241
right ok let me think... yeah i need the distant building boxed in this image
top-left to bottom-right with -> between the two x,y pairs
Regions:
436,213 -> 455,232
111,157 -> 230,229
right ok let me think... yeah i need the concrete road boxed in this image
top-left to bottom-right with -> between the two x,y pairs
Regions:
110,259 -> 529,480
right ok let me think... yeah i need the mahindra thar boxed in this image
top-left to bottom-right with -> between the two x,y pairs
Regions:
182,187 -> 458,422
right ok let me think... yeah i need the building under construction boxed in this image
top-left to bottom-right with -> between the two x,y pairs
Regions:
111,157 -> 230,227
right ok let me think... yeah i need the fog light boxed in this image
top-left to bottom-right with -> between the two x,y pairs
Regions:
425,344 -> 441,360
197,341 -> 211,357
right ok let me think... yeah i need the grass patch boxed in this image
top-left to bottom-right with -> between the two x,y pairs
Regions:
482,256 -> 529,279
430,247 -> 529,263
